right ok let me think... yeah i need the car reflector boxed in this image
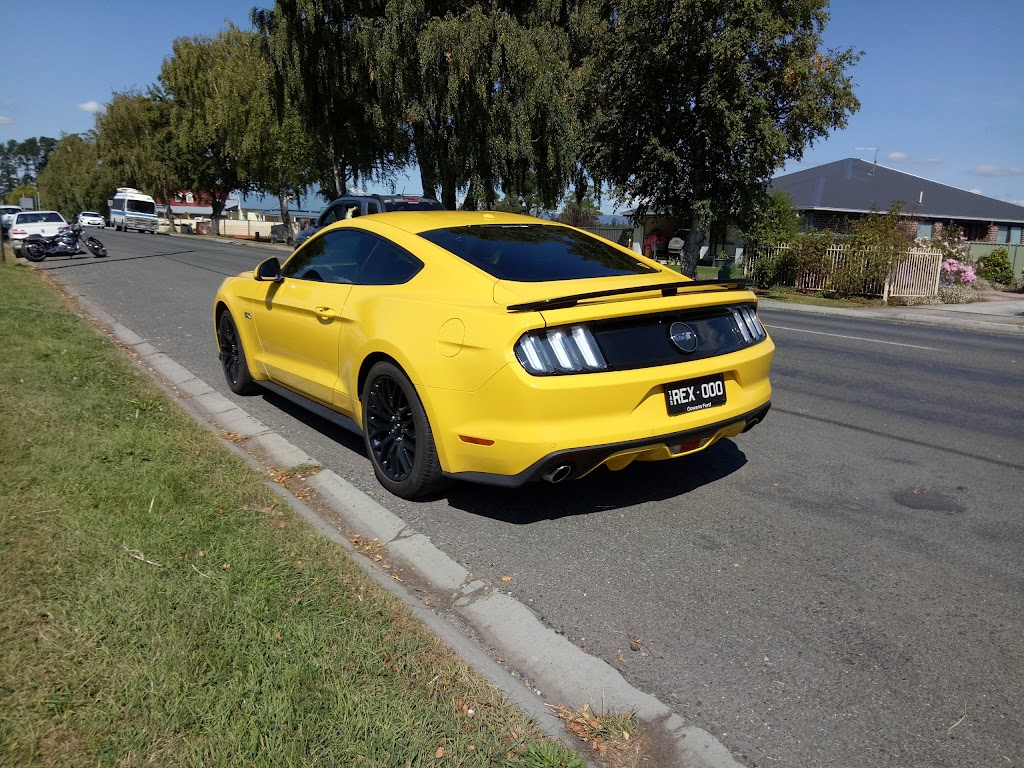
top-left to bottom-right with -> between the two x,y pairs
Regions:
459,435 -> 495,446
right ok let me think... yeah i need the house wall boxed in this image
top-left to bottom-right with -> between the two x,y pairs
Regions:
803,210 -> 1020,245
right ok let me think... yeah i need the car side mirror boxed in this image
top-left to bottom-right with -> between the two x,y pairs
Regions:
254,257 -> 283,283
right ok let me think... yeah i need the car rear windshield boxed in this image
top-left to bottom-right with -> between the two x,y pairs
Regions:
17,212 -> 64,223
420,224 -> 657,282
384,197 -> 444,212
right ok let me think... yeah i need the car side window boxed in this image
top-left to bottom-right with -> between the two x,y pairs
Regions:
355,237 -> 424,286
319,205 -> 343,227
365,202 -> 380,214
282,229 -> 379,284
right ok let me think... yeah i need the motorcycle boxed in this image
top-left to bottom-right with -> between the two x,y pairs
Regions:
22,223 -> 107,262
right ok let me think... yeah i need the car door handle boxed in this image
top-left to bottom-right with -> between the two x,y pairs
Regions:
314,306 -> 338,320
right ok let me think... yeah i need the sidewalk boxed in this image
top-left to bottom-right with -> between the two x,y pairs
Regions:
759,295 -> 1024,335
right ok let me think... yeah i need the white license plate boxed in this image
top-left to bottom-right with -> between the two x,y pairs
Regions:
664,373 -> 727,415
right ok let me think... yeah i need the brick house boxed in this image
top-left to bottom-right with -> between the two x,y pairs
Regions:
771,158 -> 1024,245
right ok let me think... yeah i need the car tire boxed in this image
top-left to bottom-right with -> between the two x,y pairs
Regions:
216,310 -> 260,395
22,240 -> 46,262
85,237 -> 107,257
362,361 -> 444,500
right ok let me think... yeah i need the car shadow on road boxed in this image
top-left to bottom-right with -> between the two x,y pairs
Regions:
444,439 -> 748,523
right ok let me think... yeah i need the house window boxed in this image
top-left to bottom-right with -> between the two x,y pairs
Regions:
996,225 -> 1022,244
916,222 -> 934,240
185,192 -> 194,204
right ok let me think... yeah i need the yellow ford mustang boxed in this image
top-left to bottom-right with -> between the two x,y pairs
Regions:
214,211 -> 773,499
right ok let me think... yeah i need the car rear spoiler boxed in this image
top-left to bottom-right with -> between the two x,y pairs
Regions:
506,278 -> 753,312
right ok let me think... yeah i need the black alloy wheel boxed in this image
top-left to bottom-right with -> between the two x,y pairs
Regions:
362,361 -> 443,499
217,311 -> 259,395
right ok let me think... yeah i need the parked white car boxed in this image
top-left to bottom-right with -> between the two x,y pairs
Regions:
1,205 -> 22,234
8,210 -> 68,249
77,211 -> 105,227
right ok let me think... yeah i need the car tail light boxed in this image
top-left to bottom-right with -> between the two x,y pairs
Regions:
515,325 -> 607,375
729,305 -> 766,343
11,228 -> 25,235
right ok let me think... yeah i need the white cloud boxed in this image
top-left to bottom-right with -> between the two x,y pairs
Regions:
969,188 -> 983,195
77,101 -> 102,114
919,157 -> 942,166
0,116 -> 11,125
968,164 -> 1024,177
887,151 -> 909,162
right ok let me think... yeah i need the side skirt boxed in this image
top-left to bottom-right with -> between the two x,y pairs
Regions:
259,380 -> 362,437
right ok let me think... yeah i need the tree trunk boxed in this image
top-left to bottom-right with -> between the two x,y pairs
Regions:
681,213 -> 706,279
277,189 -> 291,231
412,123 -> 438,199
440,167 -> 458,210
462,180 -> 478,210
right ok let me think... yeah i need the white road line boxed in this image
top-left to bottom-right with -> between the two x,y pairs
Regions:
762,324 -> 943,351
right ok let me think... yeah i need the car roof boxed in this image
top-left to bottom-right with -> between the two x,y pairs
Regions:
359,210 -> 556,236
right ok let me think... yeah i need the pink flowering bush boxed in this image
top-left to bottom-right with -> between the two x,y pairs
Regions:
940,258 -> 977,286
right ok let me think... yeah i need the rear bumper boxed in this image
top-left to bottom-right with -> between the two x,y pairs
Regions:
444,401 -> 770,487
422,337 -> 774,482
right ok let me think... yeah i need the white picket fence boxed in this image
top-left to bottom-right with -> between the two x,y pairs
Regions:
744,244 -> 943,301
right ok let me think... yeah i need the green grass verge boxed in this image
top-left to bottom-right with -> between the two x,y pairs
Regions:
752,285 -> 884,309
0,264 -> 584,768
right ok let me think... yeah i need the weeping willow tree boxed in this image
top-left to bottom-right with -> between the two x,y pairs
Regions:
252,3 -> 408,201
95,90 -> 180,209
254,0 -> 592,209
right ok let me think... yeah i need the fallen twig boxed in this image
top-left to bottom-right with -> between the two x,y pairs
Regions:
123,546 -> 161,567
948,702 -> 967,732
191,564 -> 213,578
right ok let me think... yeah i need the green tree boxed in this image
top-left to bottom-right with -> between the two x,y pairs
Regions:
159,30 -> 255,233
95,90 -> 180,210
555,196 -> 601,228
0,137 -> 58,190
233,26 -> 319,229
742,188 -> 802,246
256,0 -> 585,211
36,133 -> 115,219
253,3 -> 406,201
590,0 -> 861,276
4,183 -> 37,207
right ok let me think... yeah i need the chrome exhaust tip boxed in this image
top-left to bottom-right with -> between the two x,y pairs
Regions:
542,465 -> 573,484
742,417 -> 759,433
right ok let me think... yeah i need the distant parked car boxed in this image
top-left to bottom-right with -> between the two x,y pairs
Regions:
8,210 -> 68,249
77,211 -> 106,228
1,205 -> 23,235
293,194 -> 444,249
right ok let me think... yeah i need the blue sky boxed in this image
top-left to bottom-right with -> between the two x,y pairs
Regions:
2,0 -> 1022,212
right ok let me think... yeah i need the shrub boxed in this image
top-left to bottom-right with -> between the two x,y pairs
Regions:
940,258 -> 977,286
975,247 -> 1014,286
938,283 -> 978,304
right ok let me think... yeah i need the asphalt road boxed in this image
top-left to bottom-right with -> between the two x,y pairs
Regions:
35,231 -> 1024,768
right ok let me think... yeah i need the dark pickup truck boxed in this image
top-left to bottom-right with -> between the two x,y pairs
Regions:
293,193 -> 444,249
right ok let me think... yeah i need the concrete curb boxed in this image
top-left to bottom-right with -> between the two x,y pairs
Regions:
56,281 -> 746,768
